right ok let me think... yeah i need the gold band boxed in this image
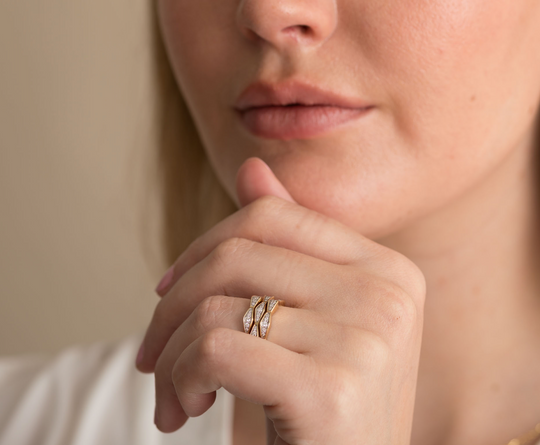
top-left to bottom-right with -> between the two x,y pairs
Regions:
243,296 -> 284,339
259,297 -> 283,339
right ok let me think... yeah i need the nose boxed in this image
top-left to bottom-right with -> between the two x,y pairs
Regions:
236,0 -> 338,50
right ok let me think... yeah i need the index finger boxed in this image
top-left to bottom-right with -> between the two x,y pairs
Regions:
156,195 -> 383,297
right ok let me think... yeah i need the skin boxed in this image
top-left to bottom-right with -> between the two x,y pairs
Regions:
137,0 -> 540,443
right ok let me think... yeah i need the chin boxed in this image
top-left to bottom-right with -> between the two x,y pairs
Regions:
264,165 -> 421,241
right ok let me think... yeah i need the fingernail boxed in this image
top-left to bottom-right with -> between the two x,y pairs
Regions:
155,265 -> 174,295
136,343 -> 145,366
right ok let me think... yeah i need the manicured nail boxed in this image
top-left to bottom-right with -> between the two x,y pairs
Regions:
155,265 -> 174,295
136,343 -> 145,366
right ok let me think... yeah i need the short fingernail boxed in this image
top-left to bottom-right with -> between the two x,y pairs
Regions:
136,343 -> 145,367
155,265 -> 174,295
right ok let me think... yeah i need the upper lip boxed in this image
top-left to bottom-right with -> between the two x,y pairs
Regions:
234,80 -> 372,111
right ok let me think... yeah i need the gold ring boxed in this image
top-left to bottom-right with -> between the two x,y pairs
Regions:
259,297 -> 284,339
243,296 -> 284,339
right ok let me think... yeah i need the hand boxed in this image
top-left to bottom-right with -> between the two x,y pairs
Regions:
136,157 -> 426,445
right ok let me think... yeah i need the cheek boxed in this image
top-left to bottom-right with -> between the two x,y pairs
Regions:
350,0 -> 540,200
157,0 -> 244,109
289,0 -> 540,233
365,0 -> 540,148
158,0 -> 252,176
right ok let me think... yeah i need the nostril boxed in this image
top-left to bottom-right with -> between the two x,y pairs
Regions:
283,24 -> 313,39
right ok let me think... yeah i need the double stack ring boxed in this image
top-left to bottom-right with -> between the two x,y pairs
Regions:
243,295 -> 284,339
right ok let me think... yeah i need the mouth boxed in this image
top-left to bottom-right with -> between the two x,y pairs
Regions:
238,104 -> 372,140
234,80 -> 374,140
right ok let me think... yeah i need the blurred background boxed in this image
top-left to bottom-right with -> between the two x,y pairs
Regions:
0,0 -> 167,355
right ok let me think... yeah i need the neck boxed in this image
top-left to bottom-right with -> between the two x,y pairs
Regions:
378,132 -> 540,444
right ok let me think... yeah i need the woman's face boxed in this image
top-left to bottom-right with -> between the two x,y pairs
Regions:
157,0 -> 540,239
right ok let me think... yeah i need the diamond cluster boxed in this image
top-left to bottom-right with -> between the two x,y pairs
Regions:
254,301 -> 266,324
259,312 -> 271,339
243,295 -> 282,339
243,296 -> 262,333
243,307 -> 253,333
267,299 -> 279,313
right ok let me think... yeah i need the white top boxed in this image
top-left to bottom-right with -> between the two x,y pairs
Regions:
0,334 -> 234,445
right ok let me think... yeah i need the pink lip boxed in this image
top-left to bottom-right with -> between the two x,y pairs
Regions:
234,80 -> 374,140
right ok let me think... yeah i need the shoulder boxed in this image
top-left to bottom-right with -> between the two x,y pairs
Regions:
0,334 -> 234,445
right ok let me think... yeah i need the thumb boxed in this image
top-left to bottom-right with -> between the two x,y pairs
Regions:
235,157 -> 296,208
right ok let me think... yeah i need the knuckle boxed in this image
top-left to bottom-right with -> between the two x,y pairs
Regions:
383,253 -> 427,306
296,202 -> 326,228
377,282 -> 419,338
335,326 -> 392,372
248,195 -> 284,217
242,195 -> 287,241
194,296 -> 233,331
357,330 -> 392,368
346,271 -> 421,342
404,261 -> 427,304
172,328 -> 233,385
210,237 -> 251,270
321,368 -> 359,418
245,195 -> 329,248
196,328 -> 233,369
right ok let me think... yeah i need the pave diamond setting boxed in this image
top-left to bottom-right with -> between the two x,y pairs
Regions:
250,296 -> 262,307
243,307 -> 253,333
243,295 -> 283,340
259,312 -> 271,339
254,301 -> 267,324
243,296 -> 263,333
267,299 -> 279,313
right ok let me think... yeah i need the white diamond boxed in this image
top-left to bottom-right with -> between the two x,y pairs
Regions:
243,308 -> 253,333
250,324 -> 259,337
264,296 -> 273,302
268,299 -> 278,312
255,302 -> 266,323
250,296 -> 262,307
260,313 -> 270,328
260,313 -> 270,338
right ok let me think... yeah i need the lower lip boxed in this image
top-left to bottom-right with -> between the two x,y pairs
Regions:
237,105 -> 373,140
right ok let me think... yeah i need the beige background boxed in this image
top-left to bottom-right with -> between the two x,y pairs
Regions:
0,0 -> 167,355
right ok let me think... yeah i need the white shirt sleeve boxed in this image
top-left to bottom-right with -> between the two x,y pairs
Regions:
0,334 -> 233,445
